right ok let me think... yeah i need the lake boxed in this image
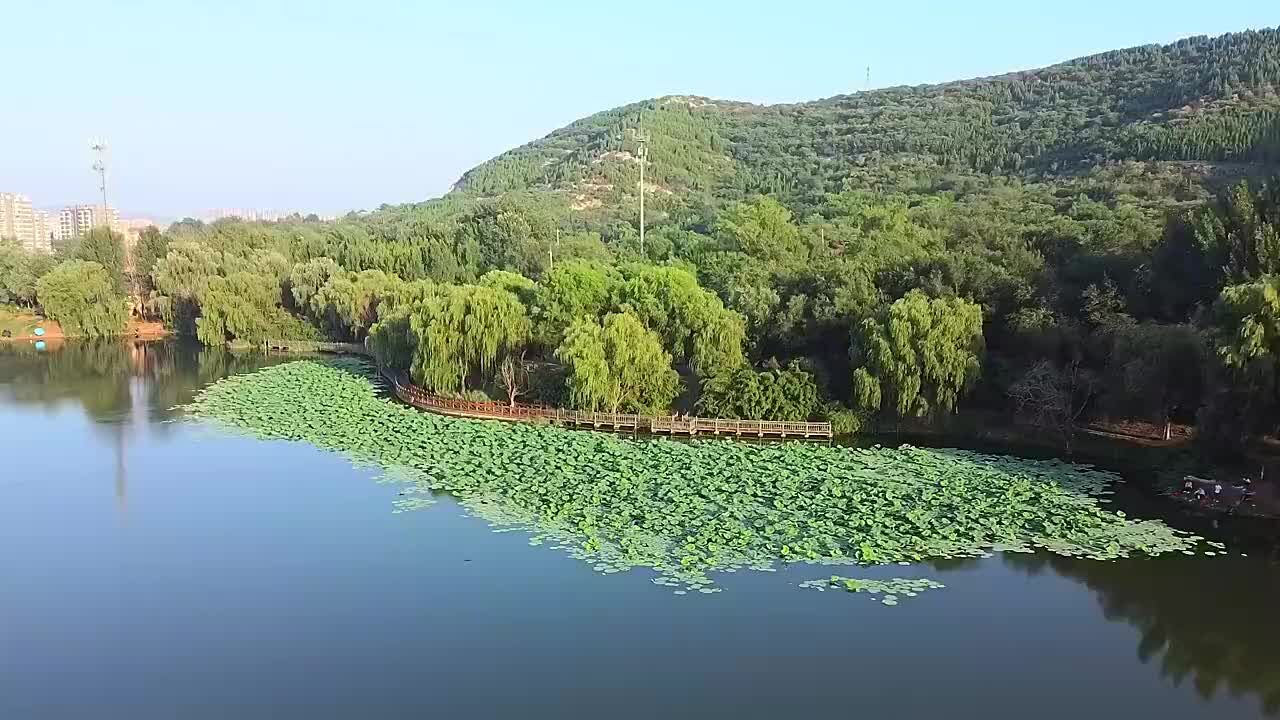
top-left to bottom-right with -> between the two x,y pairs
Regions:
2,339 -> 1279,719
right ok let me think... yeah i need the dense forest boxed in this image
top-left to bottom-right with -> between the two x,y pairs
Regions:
451,29 -> 1280,215
4,28 -> 1280,456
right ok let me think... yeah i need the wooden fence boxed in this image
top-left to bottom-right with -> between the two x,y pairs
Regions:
265,339 -> 832,439
265,339 -> 370,355
380,367 -> 832,439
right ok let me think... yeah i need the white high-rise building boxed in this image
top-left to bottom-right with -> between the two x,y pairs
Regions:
32,210 -> 52,253
58,204 -> 121,243
0,192 -> 52,253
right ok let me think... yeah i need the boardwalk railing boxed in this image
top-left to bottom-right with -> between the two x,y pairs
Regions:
651,416 -> 833,438
265,339 -> 370,355
380,366 -> 831,439
266,339 -> 832,439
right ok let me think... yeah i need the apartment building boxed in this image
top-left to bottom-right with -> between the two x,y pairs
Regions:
0,192 -> 52,253
58,204 -> 121,242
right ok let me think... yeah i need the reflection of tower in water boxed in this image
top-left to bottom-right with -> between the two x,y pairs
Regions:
115,422 -> 127,514
113,342 -> 151,515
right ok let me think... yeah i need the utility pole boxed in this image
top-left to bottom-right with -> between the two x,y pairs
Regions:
635,122 -> 650,259
865,66 -> 871,90
549,228 -> 560,272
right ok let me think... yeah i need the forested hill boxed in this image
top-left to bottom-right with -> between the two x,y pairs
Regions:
17,26 -> 1280,458
450,28 -> 1280,215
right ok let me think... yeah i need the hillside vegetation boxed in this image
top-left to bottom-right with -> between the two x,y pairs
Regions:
449,28 -> 1280,217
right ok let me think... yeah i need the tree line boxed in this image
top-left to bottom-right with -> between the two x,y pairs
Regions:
7,170 -> 1280,454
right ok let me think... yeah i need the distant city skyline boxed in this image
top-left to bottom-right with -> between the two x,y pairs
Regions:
1,187 -> 171,252
1,2 -> 1276,216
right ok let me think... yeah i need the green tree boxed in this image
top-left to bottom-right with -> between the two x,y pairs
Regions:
408,284 -> 530,394
368,306 -> 417,372
152,241 -> 222,302
532,261 -> 620,348
152,241 -> 223,332
555,312 -> 681,414
611,264 -> 747,376
851,291 -> 984,417
1103,322 -> 1205,438
288,257 -> 342,309
715,196 -> 804,264
1200,276 -> 1280,447
195,272 -> 282,346
1198,180 -> 1280,284
455,198 -> 557,277
697,363 -> 819,421
309,269 -> 400,341
0,240 -> 49,306
1148,214 -> 1221,321
479,269 -> 537,306
35,260 -> 127,337
73,227 -> 127,294
223,249 -> 290,282
133,226 -> 169,294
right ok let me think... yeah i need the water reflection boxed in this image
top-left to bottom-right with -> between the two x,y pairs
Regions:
1005,553 -> 1280,715
0,339 -> 282,423
0,339 -> 281,514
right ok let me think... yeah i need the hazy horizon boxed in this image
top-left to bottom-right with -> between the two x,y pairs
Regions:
0,0 -> 1275,219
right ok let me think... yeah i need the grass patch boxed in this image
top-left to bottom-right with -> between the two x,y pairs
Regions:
0,305 -> 42,337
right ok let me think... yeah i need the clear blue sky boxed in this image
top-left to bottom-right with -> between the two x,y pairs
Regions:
0,1 -> 1274,219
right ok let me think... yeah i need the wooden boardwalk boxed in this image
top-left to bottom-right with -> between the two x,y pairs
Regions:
380,367 -> 832,439
264,339 -> 832,439
265,339 -> 370,355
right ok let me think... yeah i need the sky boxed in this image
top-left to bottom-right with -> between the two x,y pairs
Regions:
0,1 -> 1275,220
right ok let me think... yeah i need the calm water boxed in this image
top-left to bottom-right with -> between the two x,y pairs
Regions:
3,340 -> 1279,719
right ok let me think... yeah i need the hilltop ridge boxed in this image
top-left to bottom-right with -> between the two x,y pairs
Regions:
445,28 -> 1280,216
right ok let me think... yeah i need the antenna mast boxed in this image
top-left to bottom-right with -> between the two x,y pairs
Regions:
90,138 -> 109,222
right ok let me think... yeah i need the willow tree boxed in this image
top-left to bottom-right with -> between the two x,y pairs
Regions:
152,241 -> 222,299
151,241 -> 222,332
368,306 -> 416,372
532,261 -> 620,348
288,257 -> 341,309
479,269 -> 537,305
409,285 -> 530,394
611,264 -> 746,376
1,239 -> 54,306
73,227 -> 128,294
368,280 -> 444,372
222,249 -> 291,284
309,269 -> 401,341
194,272 -> 281,346
851,291 -> 984,418
35,260 -> 128,337
133,226 -> 169,295
555,312 -> 681,414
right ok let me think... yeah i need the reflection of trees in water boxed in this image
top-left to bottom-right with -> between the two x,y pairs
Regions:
1005,553 -> 1280,715
0,340 -> 135,422
0,339 -> 280,424
0,340 -> 282,513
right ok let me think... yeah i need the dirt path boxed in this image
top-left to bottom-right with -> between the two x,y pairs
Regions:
1,319 -> 168,342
